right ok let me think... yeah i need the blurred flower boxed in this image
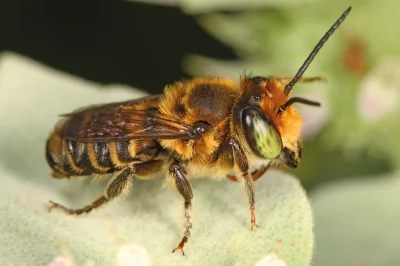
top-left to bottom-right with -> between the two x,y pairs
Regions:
255,240 -> 287,266
48,246 -> 95,266
49,257 -> 73,266
357,58 -> 400,122
48,242 -> 75,266
117,244 -> 151,266
341,36 -> 367,76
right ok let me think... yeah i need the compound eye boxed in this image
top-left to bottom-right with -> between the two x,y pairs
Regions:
241,108 -> 282,159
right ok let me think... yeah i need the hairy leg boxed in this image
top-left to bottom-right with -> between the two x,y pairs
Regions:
229,138 -> 259,230
170,163 -> 193,256
49,167 -> 133,215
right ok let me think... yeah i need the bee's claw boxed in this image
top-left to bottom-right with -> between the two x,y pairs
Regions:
172,236 -> 188,256
250,207 -> 259,230
251,221 -> 259,230
48,200 -> 58,212
172,247 -> 185,256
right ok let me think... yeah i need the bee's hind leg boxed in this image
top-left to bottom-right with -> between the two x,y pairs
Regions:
49,167 -> 133,215
169,163 -> 193,256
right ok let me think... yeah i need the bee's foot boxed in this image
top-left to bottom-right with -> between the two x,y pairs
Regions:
250,207 -> 259,230
251,221 -> 259,230
48,200 -> 74,214
48,200 -> 59,212
172,237 -> 188,256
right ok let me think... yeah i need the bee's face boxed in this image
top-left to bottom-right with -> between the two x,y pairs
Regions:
235,74 -> 323,167
233,75 -> 306,167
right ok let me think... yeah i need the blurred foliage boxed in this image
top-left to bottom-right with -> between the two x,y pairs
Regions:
133,0 -> 312,13
311,170 -> 400,266
182,0 -> 400,189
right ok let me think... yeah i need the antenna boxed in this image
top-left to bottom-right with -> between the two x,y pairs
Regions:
284,6 -> 352,95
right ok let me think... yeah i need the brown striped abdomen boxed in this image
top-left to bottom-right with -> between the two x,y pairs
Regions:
45,132 -> 140,178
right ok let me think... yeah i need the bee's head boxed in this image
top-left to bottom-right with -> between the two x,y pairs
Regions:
239,75 -> 321,167
237,6 -> 352,167
238,75 -> 306,168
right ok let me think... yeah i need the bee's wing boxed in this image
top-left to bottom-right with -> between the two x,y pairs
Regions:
56,95 -> 194,142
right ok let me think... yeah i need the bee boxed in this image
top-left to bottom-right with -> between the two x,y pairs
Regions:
46,7 -> 351,255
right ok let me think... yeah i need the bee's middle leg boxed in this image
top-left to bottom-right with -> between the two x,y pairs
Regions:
169,163 -> 193,256
229,138 -> 259,230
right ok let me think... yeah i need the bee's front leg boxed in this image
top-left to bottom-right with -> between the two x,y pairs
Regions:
169,163 -> 193,256
229,138 -> 259,230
